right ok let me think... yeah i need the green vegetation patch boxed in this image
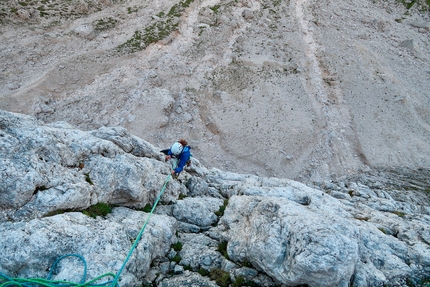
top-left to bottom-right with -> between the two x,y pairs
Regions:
209,268 -> 231,287
93,17 -> 118,32
217,241 -> 229,259
240,259 -> 252,268
209,4 -> 221,13
172,254 -> 181,263
44,202 -> 113,218
232,276 -> 259,287
392,211 -> 407,217
400,0 -> 417,9
215,199 -> 229,217
198,268 -> 210,276
84,173 -> 93,185
378,227 -> 387,234
127,6 -> 138,14
172,241 -> 183,252
142,203 -> 152,213
392,0 -> 430,10
82,202 -> 112,218
115,0 -> 195,54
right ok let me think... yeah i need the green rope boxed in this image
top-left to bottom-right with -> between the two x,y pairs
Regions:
0,254 -> 115,287
110,173 -> 172,287
0,174 -> 172,287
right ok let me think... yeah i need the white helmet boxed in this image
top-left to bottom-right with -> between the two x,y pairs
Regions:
171,142 -> 183,155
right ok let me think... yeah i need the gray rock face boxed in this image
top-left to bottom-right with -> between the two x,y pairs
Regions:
1,110 -> 430,287
216,178 -> 430,287
172,197 -> 224,227
178,233 -> 223,271
0,110 -> 175,221
158,271 -> 219,287
0,208 -> 176,287
73,24 -> 96,40
220,195 -> 359,287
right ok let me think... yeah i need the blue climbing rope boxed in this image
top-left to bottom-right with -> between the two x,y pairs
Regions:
0,174 -> 172,287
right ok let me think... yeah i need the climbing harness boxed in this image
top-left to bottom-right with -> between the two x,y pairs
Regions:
0,174 -> 172,287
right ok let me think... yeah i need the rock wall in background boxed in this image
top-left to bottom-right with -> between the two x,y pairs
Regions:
1,0 -> 429,183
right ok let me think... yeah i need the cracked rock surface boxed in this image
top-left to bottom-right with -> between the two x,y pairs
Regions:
1,110 -> 429,287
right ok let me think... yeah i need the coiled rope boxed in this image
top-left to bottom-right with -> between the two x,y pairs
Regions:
0,174 -> 172,287
0,254 -> 116,287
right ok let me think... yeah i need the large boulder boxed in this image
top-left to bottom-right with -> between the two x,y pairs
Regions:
220,195 -> 359,287
218,177 -> 430,287
0,110 -> 179,221
177,233 -> 224,272
0,207 -> 176,287
172,197 -> 224,227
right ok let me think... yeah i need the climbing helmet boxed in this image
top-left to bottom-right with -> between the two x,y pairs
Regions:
171,142 -> 183,155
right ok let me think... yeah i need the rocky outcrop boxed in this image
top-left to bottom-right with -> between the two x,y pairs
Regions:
0,208 -> 176,287
220,195 -> 359,287
1,110 -> 430,287
0,110 -> 181,221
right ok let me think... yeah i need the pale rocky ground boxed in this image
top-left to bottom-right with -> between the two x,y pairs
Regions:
1,0 -> 429,184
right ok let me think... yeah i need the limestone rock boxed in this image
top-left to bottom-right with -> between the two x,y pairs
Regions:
177,233 -> 223,271
0,208 -> 176,287
74,24 -> 95,40
1,110 -> 430,287
220,195 -> 359,287
158,271 -> 219,287
172,197 -> 224,227
0,110 -> 177,221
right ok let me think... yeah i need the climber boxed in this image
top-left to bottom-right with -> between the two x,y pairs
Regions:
161,139 -> 191,177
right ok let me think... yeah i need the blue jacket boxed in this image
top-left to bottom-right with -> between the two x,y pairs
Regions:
168,146 -> 191,174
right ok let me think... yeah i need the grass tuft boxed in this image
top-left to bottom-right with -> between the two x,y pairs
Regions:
217,241 -> 229,259
172,241 -> 183,252
378,227 -> 387,234
172,254 -> 181,263
209,268 -> 231,287
82,202 -> 112,218
142,203 -> 152,213
84,173 -> 93,185
392,211 -> 406,217
198,268 -> 209,276
215,199 -> 229,217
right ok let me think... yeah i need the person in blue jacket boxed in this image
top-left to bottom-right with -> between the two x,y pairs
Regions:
161,139 -> 191,176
